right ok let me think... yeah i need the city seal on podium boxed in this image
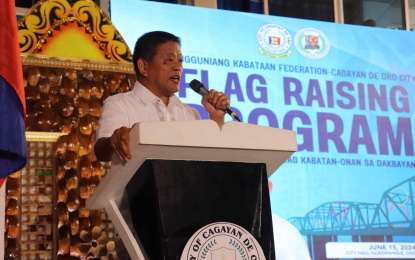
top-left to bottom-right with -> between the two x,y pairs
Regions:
181,222 -> 266,260
257,24 -> 292,59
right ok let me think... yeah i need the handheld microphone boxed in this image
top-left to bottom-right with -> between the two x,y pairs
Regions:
189,79 -> 241,122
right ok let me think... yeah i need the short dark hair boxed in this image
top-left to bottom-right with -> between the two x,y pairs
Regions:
133,31 -> 181,77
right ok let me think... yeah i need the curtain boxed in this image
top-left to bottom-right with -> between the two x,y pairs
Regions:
177,0 -> 194,4
217,0 -> 264,14
268,0 -> 334,22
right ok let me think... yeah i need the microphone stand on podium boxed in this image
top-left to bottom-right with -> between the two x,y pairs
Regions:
86,120 -> 298,259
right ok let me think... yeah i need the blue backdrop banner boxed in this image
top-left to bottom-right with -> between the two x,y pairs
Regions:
112,2 -> 415,259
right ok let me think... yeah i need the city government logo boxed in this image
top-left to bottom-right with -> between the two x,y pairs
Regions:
257,24 -> 292,59
294,28 -> 330,59
180,222 -> 266,260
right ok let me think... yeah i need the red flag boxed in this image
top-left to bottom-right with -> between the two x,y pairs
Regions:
0,0 -> 26,113
0,0 -> 27,182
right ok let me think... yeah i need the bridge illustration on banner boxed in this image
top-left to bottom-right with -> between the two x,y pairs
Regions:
288,175 -> 415,236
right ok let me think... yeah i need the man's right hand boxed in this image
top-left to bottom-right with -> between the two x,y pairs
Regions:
109,126 -> 132,162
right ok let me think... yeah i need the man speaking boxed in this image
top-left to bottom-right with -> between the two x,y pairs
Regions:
94,31 -> 312,260
94,31 -> 230,162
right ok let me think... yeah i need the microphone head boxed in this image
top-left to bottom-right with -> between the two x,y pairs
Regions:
189,79 -> 209,95
189,79 -> 203,92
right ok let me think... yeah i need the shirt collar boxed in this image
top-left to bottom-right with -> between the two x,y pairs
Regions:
168,94 -> 182,108
133,81 -> 183,108
133,81 -> 158,106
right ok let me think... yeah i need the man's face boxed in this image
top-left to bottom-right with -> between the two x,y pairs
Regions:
146,41 -> 183,96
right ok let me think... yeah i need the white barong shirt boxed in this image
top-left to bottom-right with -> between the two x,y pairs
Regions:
96,81 -> 201,140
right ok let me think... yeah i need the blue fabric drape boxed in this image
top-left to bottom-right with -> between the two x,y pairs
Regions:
0,76 -> 27,177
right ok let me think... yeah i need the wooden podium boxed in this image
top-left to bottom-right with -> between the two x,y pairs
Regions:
86,120 -> 297,259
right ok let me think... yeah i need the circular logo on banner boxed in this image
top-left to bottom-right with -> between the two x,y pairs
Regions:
257,24 -> 292,59
181,222 -> 265,260
294,28 -> 330,59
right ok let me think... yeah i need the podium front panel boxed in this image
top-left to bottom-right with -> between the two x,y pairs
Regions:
126,160 -> 275,259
